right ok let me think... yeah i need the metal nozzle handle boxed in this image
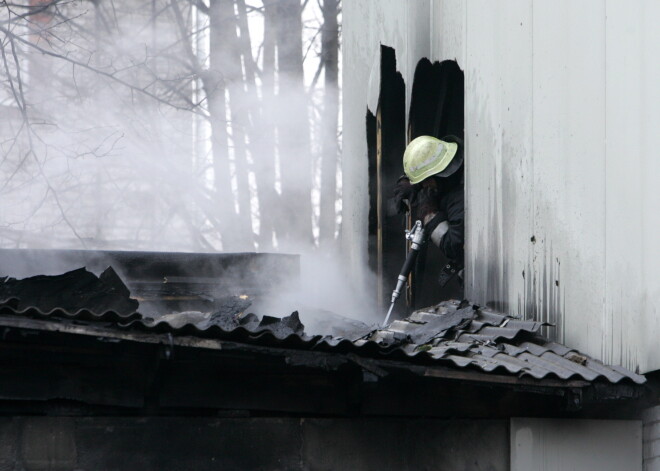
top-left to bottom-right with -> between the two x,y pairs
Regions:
382,220 -> 425,326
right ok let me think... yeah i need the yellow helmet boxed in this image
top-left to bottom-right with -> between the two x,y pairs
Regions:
403,136 -> 459,184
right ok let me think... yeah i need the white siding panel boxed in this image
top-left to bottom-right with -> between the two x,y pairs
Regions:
511,418 -> 642,471
464,0 -> 534,321
605,0 -> 644,371
531,0 -> 606,350
405,0 -> 431,120
605,0 -> 660,373
341,0 -> 373,287
640,1 -> 660,373
430,0 -> 466,66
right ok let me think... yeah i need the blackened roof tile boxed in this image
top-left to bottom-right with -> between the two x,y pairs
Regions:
0,274 -> 646,386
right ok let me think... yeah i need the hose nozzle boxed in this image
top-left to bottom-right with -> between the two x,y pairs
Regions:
382,220 -> 425,325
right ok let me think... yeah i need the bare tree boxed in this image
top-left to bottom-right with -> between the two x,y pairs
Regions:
0,0 -> 339,252
318,0 -> 339,246
269,0 -> 314,248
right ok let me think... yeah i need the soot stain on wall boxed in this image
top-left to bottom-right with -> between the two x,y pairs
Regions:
521,244 -> 564,342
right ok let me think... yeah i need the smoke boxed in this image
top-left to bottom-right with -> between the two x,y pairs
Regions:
250,248 -> 381,333
1,1 -> 203,251
0,1 -> 376,327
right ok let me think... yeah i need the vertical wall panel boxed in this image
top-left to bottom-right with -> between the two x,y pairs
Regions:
341,0 -> 375,289
430,0 -> 466,66
531,0 -> 606,349
604,0 -> 644,370
464,0 -> 534,317
605,0 -> 660,372
511,418 -> 642,471
405,1 -> 431,125
640,1 -> 660,373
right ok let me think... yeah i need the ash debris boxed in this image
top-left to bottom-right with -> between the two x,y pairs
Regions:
147,298 -> 255,330
296,307 -> 375,340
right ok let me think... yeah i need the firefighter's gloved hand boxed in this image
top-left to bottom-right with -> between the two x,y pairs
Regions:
392,175 -> 414,214
412,186 -> 440,222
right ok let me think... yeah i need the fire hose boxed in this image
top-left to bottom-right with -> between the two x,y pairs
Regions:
383,219 -> 425,325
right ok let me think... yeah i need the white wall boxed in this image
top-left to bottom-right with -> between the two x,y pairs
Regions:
511,418 -> 642,471
342,0 -> 660,373
461,0 -> 609,358
454,0 -> 660,373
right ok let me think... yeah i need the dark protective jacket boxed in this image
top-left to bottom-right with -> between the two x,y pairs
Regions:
432,185 -> 464,263
422,181 -> 464,288
391,166 -> 465,264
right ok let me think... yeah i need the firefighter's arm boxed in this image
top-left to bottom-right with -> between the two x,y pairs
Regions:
426,188 -> 464,261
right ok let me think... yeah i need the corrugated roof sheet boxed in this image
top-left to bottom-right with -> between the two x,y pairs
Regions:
0,269 -> 646,386
0,268 -> 645,384
367,301 -> 646,384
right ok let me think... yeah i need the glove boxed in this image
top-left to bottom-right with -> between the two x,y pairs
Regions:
392,175 -> 415,214
412,186 -> 440,223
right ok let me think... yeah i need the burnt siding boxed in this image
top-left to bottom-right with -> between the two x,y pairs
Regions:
0,417 -> 509,471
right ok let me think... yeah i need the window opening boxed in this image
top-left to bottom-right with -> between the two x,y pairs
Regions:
408,58 -> 465,309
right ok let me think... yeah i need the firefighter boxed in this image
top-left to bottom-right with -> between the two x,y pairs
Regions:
392,135 -> 464,286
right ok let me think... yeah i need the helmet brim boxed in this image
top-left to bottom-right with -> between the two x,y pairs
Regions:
435,135 -> 464,178
436,146 -> 463,177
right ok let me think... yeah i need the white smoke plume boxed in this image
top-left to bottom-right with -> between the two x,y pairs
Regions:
0,0 -> 378,328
